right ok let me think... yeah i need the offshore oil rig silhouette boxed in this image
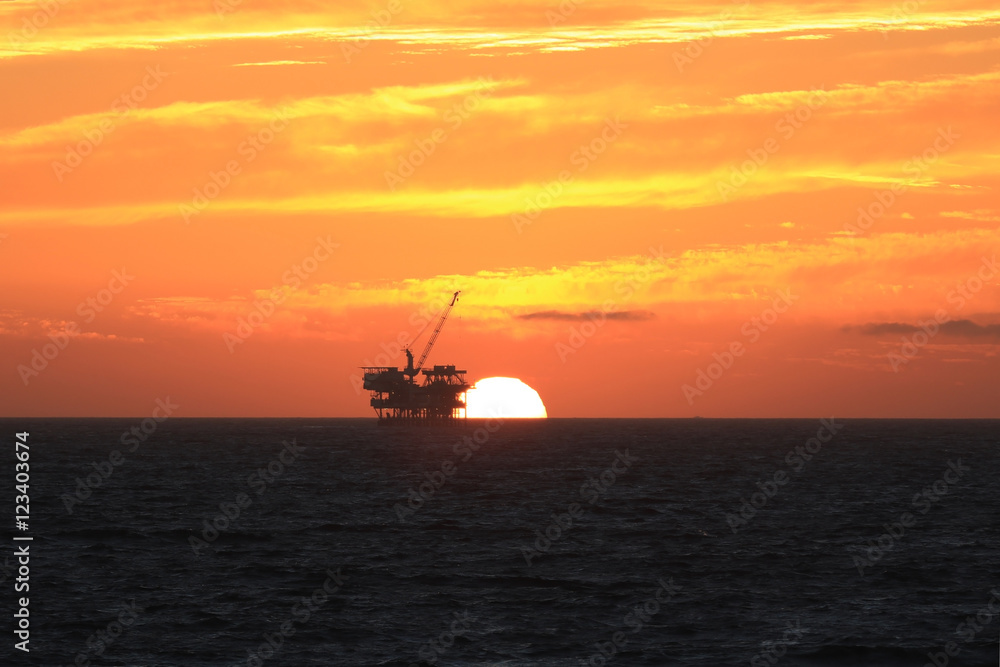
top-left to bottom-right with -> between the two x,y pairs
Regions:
361,292 -> 469,424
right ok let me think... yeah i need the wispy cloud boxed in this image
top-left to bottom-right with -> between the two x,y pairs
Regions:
4,5 -> 1000,59
849,319 -> 1000,338
232,60 -> 327,67
518,310 -> 655,321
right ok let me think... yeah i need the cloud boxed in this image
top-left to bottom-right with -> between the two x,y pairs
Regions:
3,3 -> 1000,59
939,320 -> 1000,338
849,322 -> 920,335
232,60 -> 327,67
4,62 -> 996,225
850,319 -> 1000,338
518,309 -> 655,321
108,226 -> 999,337
941,209 -> 1000,222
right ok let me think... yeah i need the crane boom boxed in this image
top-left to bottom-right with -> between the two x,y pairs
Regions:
412,291 -> 460,374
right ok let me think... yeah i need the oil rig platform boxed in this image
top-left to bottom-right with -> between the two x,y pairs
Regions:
361,291 -> 469,424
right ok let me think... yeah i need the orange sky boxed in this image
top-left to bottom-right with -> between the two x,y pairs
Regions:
1,0 -> 998,417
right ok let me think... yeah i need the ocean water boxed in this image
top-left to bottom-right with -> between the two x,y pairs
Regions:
3,418 -> 999,666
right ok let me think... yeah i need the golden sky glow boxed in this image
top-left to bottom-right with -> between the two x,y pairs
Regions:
2,0 -> 998,416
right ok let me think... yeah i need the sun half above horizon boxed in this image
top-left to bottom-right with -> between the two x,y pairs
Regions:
465,377 -> 548,419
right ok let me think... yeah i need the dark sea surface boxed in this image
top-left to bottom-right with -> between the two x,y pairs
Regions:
2,418 -> 999,667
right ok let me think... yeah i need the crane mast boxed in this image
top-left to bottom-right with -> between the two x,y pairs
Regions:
405,291 -> 460,377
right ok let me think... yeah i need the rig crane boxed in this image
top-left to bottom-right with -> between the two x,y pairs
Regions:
404,291 -> 460,378
362,290 -> 468,424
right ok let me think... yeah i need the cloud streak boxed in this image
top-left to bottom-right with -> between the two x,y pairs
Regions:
849,319 -> 1000,338
4,3 -> 1000,59
518,310 -> 656,322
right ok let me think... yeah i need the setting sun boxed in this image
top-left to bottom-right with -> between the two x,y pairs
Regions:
465,377 -> 548,419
